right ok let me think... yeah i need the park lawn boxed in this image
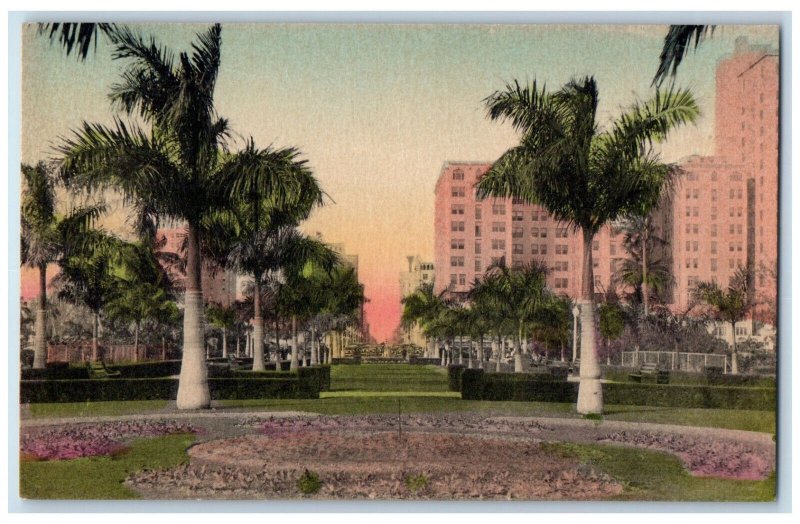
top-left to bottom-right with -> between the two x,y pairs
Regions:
541,442 -> 776,502
26,400 -> 170,419
330,364 -> 450,392
19,433 -> 195,499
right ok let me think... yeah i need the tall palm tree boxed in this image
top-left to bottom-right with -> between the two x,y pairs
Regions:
693,267 -> 753,375
37,23 -> 118,61
56,26 -> 305,408
477,78 -> 698,411
401,282 -> 447,359
21,162 -> 105,368
205,302 -> 236,358
615,214 -> 673,312
202,141 -> 325,371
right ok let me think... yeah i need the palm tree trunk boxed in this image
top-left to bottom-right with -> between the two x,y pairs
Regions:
496,336 -> 502,372
92,312 -> 99,361
477,334 -> 484,369
443,340 -> 451,366
252,277 -> 265,371
514,326 -> 523,373
32,263 -> 48,369
133,320 -> 140,362
577,228 -> 602,414
236,332 -> 240,357
468,339 -> 474,369
275,315 -> 281,364
730,320 -> 739,374
161,335 -> 166,360
290,315 -> 299,371
176,222 -> 210,410
560,341 -> 565,362
458,335 -> 464,365
311,325 -> 318,365
222,328 -> 228,358
642,218 -> 649,316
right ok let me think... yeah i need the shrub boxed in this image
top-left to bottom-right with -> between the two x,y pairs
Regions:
21,365 -> 90,381
408,357 -> 440,366
297,469 -> 322,495
447,364 -> 465,392
331,357 -> 361,365
460,368 -> 485,400
404,473 -> 429,492
112,360 -> 182,378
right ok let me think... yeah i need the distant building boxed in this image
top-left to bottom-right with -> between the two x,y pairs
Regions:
666,37 -> 778,346
156,227 -> 238,308
399,255 -> 435,346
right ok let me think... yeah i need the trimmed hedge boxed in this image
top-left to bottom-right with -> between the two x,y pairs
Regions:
409,357 -> 441,366
602,365 -> 776,388
461,369 -> 776,410
21,366 -> 90,381
112,360 -> 182,378
20,377 -> 308,403
332,357 -> 361,365
448,365 -> 465,392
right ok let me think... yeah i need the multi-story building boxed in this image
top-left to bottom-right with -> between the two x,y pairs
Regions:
399,255 -> 435,346
156,227 -> 238,308
433,161 -> 624,300
668,37 -> 778,332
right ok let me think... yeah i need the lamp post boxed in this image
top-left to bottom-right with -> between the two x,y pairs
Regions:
572,304 -> 580,363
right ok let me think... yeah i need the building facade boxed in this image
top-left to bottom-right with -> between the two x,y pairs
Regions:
668,37 -> 778,330
433,161 -> 624,300
399,255 -> 435,346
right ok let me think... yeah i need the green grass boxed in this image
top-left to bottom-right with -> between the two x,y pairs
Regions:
26,400 -> 170,419
330,364 -> 449,392
20,433 -> 195,499
541,442 -> 776,501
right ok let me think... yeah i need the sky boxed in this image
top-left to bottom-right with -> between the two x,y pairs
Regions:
20,23 -> 779,341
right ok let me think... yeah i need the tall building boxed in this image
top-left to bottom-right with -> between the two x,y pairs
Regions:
433,162 -> 624,300
156,227 -> 238,308
668,37 -> 778,328
399,255 -> 435,346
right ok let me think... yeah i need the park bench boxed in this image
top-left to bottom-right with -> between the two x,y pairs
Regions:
629,362 -> 669,384
86,360 -> 121,379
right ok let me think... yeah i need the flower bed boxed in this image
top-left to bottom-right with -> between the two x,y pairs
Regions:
21,420 -> 197,461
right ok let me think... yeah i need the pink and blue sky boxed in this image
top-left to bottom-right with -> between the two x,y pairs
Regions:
20,23 -> 778,341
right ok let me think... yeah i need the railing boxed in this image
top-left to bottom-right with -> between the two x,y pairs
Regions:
621,351 -> 728,373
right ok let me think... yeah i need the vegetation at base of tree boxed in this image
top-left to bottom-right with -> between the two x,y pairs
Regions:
404,473 -> 430,493
19,433 -> 194,499
541,442 -> 774,501
296,469 -> 322,495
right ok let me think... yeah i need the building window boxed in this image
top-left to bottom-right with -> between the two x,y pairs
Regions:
475,207 -> 482,220
693,224 -> 699,234
459,274 -> 466,286
556,228 -> 568,238
688,276 -> 698,287
475,225 -> 482,237
450,256 -> 464,267
711,259 -> 717,271
492,222 -> 505,233
475,242 -> 482,254
492,204 -> 506,215
452,169 -> 464,181
685,241 -> 691,252
610,243 -> 616,255
451,186 -> 465,197
452,221 -> 466,232
555,244 -> 568,255
451,239 -> 465,250
711,171 -> 718,181
450,274 -> 457,285
711,207 -> 717,220
475,259 -> 482,272
737,207 -> 743,217
512,210 -> 524,221
729,259 -> 735,269
686,206 -> 691,217
693,241 -> 699,252
540,228 -> 548,238
512,243 -> 524,255
554,260 -> 569,271
593,240 -> 599,250
593,259 -> 599,268
491,239 -> 506,250
491,256 -> 502,266
512,226 -> 524,238
531,227 -> 539,238
729,224 -> 735,235
531,211 -> 539,221
711,224 -> 717,237
531,244 -> 539,255
540,244 -> 548,255
451,204 -> 465,215
693,207 -> 699,217
711,189 -> 717,201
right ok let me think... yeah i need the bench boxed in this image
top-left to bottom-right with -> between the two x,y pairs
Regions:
86,360 -> 121,379
629,362 -> 669,384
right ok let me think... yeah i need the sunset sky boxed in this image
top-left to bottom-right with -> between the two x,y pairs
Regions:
20,23 -> 778,341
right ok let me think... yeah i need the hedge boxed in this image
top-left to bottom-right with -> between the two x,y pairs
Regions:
601,365 -> 776,388
448,365 -> 465,392
332,357 -> 361,365
460,369 -> 776,410
409,357 -> 441,366
21,365 -> 90,381
20,376 -> 311,403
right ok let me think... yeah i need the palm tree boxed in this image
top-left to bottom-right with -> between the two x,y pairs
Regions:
693,267 -> 752,375
37,23 -> 118,61
21,162 -> 105,368
653,25 -> 715,87
477,78 -> 698,411
202,141 -> 325,371
56,26 -> 305,408
615,214 -> 673,313
205,302 -> 236,358
401,282 -> 448,359
315,266 -> 365,364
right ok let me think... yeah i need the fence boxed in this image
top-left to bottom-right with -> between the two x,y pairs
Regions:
47,343 -> 177,364
621,351 -> 728,373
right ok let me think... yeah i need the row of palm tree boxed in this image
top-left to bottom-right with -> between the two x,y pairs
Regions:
25,24 -> 365,410
402,261 -> 573,372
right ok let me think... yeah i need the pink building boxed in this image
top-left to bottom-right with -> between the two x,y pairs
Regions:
433,162 -> 623,300
669,37 -> 778,323
156,228 -> 238,308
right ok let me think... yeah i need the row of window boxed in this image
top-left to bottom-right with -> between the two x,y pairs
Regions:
685,258 -> 744,270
